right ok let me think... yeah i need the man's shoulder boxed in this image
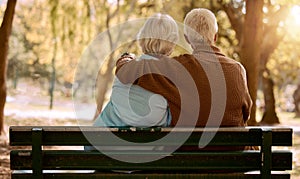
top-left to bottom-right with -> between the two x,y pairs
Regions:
218,55 -> 242,66
218,56 -> 247,75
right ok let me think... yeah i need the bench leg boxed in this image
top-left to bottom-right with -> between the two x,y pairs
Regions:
32,128 -> 43,179
261,129 -> 272,179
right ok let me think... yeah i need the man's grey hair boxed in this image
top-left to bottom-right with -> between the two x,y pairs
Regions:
184,8 -> 218,45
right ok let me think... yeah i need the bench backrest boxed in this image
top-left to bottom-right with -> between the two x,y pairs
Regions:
10,126 -> 293,178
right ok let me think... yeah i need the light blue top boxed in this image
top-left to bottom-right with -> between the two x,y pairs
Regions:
93,54 -> 171,127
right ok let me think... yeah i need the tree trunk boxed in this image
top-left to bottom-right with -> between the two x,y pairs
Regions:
219,1 -> 288,125
0,0 -> 17,134
258,27 -> 283,125
49,0 -> 58,110
49,57 -> 56,110
260,69 -> 280,124
294,85 -> 300,117
13,66 -> 19,89
240,0 -> 264,126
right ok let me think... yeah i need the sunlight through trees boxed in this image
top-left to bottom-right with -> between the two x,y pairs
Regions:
0,0 -> 300,131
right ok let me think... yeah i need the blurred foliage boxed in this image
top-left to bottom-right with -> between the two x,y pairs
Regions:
269,35 -> 300,89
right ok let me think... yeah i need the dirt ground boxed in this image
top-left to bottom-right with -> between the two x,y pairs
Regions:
1,82 -> 300,178
0,82 -> 90,178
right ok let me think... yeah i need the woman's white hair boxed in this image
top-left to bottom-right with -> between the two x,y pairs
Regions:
184,8 -> 218,45
137,13 -> 179,55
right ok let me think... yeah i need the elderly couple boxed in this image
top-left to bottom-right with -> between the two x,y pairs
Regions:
93,8 -> 252,128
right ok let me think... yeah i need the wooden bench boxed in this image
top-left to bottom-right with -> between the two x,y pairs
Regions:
10,126 -> 293,178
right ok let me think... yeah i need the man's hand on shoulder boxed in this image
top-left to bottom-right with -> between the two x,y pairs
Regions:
116,52 -> 136,72
117,52 -> 136,65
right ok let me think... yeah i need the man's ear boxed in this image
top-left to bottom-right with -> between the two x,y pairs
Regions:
214,34 -> 218,42
184,34 -> 190,44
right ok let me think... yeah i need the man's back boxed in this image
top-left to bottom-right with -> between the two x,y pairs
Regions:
173,45 -> 251,126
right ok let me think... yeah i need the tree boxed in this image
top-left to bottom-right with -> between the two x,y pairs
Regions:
269,36 -> 300,116
10,0 -> 53,83
0,0 -> 17,134
49,0 -> 58,109
216,0 -> 290,125
261,69 -> 280,124
258,2 -> 289,124
239,0 -> 264,125
294,85 -> 300,117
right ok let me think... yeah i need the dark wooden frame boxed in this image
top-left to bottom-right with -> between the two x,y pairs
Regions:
10,126 -> 293,179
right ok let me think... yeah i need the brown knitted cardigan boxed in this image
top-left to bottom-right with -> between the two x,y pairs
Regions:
116,45 -> 252,127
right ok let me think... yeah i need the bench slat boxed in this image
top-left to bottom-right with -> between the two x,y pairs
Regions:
10,150 -> 292,171
9,126 -> 293,146
11,172 -> 291,179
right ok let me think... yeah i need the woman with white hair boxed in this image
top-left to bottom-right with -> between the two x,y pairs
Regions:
93,13 -> 179,127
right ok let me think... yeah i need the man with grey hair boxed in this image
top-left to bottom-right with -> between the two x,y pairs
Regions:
183,8 -> 218,46
117,8 -> 252,127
